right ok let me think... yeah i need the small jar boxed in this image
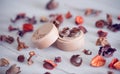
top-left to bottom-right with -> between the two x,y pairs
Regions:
32,23 -> 59,49
56,31 -> 84,51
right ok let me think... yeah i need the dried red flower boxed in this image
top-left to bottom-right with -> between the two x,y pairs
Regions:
97,30 -> 108,37
75,16 -> 84,25
23,23 -> 33,32
56,14 -> 63,24
43,59 -> 57,70
65,11 -> 72,19
90,55 -> 106,67
95,20 -> 106,28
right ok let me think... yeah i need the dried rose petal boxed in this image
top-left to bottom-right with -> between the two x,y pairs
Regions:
43,60 -> 57,70
97,30 -> 108,37
107,24 -> 120,32
75,16 -> 84,25
6,64 -> 21,74
85,8 -> 101,16
82,49 -> 92,55
11,13 -> 26,23
0,58 -> 9,67
108,71 -> 114,74
98,45 -> 116,58
44,72 -> 51,74
8,25 -> 19,32
96,37 -> 110,46
68,27 -> 80,37
106,14 -> 112,26
56,14 -> 63,24
90,55 -> 106,67
108,58 -> 119,69
113,61 -> 120,70
52,20 -> 60,28
17,30 -> 26,37
95,20 -> 106,28
17,55 -> 25,62
23,23 -> 33,32
59,27 -> 70,37
46,0 -> 59,10
54,56 -> 61,63
65,11 -> 72,19
117,15 -> 120,20
5,36 -> 14,44
78,26 -> 87,34
26,16 -> 37,24
70,54 -> 82,67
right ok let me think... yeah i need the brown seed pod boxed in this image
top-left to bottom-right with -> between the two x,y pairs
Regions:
6,64 -> 21,74
70,54 -> 82,67
0,58 -> 9,67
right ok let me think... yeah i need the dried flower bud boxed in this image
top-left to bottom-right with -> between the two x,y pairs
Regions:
75,16 -> 84,25
46,0 -> 59,10
26,16 -> 37,24
65,11 -> 72,19
40,16 -> 49,22
106,14 -> 112,26
6,64 -> 21,74
44,72 -> 51,74
17,55 -> 25,62
54,56 -> 61,63
0,58 -> 9,67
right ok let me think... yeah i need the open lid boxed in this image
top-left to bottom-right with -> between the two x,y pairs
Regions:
31,23 -> 59,49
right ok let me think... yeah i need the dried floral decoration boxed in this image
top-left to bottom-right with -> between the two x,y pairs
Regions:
90,55 -> 106,67
46,0 -> 59,10
17,37 -> 28,51
6,64 -> 21,74
27,51 -> 36,65
0,58 -> 9,67
70,54 -> 82,67
98,45 -> 116,57
0,35 -> 14,44
96,37 -> 110,46
43,59 -> 57,70
108,58 -> 120,70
